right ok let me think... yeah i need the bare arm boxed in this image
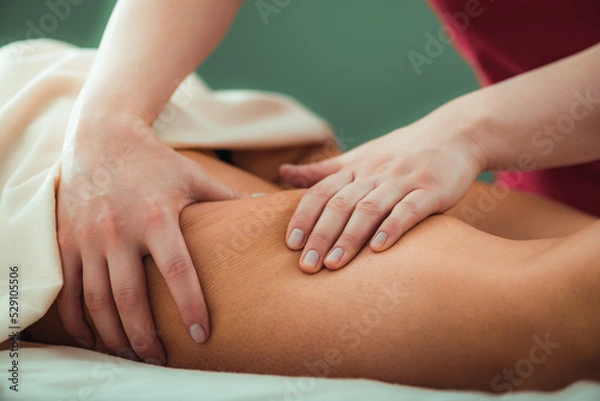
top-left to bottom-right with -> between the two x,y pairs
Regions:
280,42 -> 600,274
76,0 -> 244,122
454,42 -> 600,171
57,0 -> 244,366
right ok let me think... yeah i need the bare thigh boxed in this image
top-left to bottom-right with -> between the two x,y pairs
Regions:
25,191 -> 534,385
23,151 -> 597,390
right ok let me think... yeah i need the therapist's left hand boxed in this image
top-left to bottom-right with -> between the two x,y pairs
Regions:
280,115 -> 486,272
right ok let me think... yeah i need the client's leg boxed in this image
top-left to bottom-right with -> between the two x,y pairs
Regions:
20,150 -> 599,391
26,187 -> 599,391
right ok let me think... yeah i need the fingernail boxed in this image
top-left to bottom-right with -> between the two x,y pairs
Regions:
303,250 -> 320,268
117,347 -> 137,361
372,232 -> 388,248
325,247 -> 344,264
288,228 -> 305,248
145,357 -> 164,366
189,323 -> 207,344
251,193 -> 266,197
75,337 -> 92,349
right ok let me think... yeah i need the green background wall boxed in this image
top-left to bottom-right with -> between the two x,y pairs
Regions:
0,0 -> 489,179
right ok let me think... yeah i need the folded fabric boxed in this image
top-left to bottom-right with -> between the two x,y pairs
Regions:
0,39 -> 334,337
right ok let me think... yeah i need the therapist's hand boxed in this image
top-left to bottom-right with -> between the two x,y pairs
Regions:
280,113 -> 486,273
56,111 -> 239,365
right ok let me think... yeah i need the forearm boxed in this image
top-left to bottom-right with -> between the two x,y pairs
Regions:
75,0 -> 243,124
447,43 -> 600,171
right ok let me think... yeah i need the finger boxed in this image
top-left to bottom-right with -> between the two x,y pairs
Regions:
83,254 -> 135,360
186,163 -> 240,202
286,171 -> 353,252
56,247 -> 94,349
146,219 -> 209,344
301,182 -> 374,273
370,189 -> 441,252
280,156 -> 344,188
324,184 -> 404,270
108,249 -> 166,365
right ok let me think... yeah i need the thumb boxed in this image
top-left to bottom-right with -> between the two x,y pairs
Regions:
187,167 -> 241,202
280,157 -> 343,188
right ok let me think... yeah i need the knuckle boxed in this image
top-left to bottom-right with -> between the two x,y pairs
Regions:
130,335 -> 154,355
355,199 -> 382,216
289,173 -> 311,188
339,231 -> 362,246
56,288 -> 74,304
84,291 -> 110,312
163,256 -> 193,280
401,200 -> 421,217
392,159 -> 412,175
75,223 -> 94,242
383,218 -> 403,235
145,202 -> 170,227
327,196 -> 351,212
114,287 -> 141,313
291,210 -> 313,226
307,184 -> 331,201
418,169 -> 438,186
427,193 -> 443,211
97,210 -> 120,238
177,302 -> 199,320
129,322 -> 158,352
308,231 -> 333,247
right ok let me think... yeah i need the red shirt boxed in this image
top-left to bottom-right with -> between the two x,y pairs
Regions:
428,0 -> 600,216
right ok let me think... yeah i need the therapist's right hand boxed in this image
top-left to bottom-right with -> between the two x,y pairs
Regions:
55,111 -> 240,365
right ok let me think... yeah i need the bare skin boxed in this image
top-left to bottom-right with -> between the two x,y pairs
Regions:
58,0 -> 246,362
58,1 -> 600,364
282,43 -> 600,272
10,149 -> 600,392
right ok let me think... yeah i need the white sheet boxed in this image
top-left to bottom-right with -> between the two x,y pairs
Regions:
1,346 -> 599,400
